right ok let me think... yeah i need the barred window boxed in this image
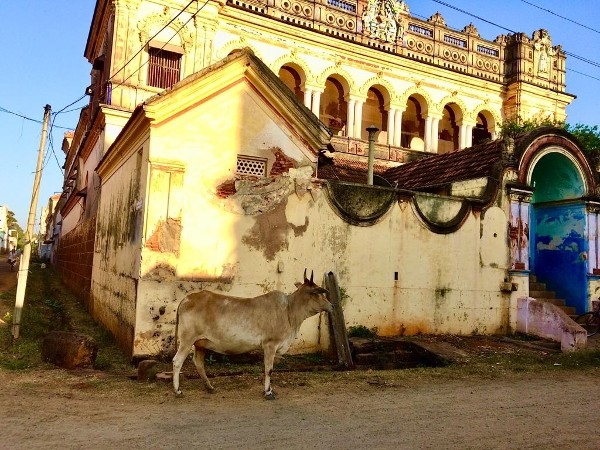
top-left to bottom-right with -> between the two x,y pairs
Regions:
237,156 -> 267,176
147,48 -> 181,89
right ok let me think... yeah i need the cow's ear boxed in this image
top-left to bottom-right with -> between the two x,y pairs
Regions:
295,282 -> 302,289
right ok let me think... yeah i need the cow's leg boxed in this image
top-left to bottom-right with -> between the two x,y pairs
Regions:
172,342 -> 191,396
263,343 -> 277,400
192,346 -> 215,393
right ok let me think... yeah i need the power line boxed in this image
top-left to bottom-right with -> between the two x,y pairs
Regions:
430,0 -> 600,77
519,0 -> 600,35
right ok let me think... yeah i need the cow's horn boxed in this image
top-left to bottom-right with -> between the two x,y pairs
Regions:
304,268 -> 307,282
310,270 -> 314,284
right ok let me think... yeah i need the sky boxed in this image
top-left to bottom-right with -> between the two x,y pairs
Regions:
1,0 -> 599,230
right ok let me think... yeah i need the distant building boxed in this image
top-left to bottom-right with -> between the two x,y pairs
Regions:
0,205 -> 7,252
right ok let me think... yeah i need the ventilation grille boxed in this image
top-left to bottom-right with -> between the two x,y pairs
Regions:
237,156 -> 267,176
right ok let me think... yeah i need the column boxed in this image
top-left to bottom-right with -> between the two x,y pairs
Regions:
393,108 -> 404,147
354,99 -> 364,140
459,123 -> 468,150
311,90 -> 321,117
430,116 -> 440,153
303,89 -> 313,110
465,124 -> 473,148
386,108 -> 396,145
346,98 -> 356,138
424,116 -> 433,152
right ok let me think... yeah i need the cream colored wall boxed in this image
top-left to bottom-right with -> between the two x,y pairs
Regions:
92,135 -> 149,356
132,175 -> 518,357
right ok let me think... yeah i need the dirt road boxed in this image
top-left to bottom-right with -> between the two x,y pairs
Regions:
1,368 -> 599,450
1,259 -> 599,449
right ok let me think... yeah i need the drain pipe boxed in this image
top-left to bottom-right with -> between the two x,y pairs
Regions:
366,125 -> 379,185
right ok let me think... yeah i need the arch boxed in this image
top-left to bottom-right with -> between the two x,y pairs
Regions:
278,65 -> 305,103
358,76 -> 396,105
518,130 -> 596,316
361,86 -> 389,142
315,66 -> 355,92
397,87 -> 433,116
399,91 -> 430,150
216,39 -> 262,61
437,101 -> 465,153
435,95 -> 467,121
271,55 -> 314,84
518,131 -> 594,192
138,12 -> 194,49
321,76 -> 350,135
473,107 -> 501,143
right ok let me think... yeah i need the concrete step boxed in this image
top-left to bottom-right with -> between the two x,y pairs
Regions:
529,282 -> 547,291
536,297 -> 567,307
530,290 -> 555,299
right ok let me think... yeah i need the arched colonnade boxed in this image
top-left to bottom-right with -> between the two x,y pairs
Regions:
275,59 -> 499,154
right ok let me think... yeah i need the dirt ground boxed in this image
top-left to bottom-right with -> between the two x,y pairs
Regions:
1,259 -> 599,450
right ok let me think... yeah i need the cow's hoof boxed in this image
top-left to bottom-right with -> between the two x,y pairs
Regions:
264,391 -> 276,400
206,387 -> 216,394
175,390 -> 183,397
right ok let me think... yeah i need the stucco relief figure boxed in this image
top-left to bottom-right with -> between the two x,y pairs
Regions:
362,0 -> 379,37
538,48 -> 548,73
533,29 -> 554,75
362,0 -> 408,43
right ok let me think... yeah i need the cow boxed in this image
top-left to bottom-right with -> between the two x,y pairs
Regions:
172,270 -> 332,399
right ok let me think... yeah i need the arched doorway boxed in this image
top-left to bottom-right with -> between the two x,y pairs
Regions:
402,96 -> 426,150
362,86 -> 388,143
321,77 -> 348,136
278,65 -> 304,103
529,150 -> 588,313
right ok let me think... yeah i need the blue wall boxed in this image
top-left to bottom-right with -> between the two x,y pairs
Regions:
530,152 -> 588,314
533,203 -> 588,314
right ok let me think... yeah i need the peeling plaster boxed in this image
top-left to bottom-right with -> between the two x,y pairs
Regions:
242,200 -> 290,261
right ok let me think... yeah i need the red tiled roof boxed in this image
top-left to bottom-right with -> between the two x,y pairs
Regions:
317,152 -> 399,185
383,140 -> 502,190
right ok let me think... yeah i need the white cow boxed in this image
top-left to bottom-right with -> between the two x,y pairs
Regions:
172,271 -> 332,399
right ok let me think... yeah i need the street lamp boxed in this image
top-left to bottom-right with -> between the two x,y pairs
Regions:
366,125 -> 379,185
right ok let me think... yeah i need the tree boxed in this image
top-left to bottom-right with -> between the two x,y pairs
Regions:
500,117 -> 600,154
564,123 -> 600,154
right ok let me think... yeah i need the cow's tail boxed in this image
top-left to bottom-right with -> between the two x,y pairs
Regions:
173,301 -> 181,358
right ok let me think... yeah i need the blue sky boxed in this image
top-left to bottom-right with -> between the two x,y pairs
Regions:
1,0 -> 599,229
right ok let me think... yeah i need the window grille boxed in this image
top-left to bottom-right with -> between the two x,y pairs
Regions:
477,45 -> 499,57
444,35 -> 467,48
327,0 -> 356,12
408,23 -> 433,37
237,156 -> 267,176
147,48 -> 181,89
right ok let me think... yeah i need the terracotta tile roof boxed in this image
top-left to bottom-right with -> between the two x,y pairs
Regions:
382,140 -> 503,190
317,151 -> 399,185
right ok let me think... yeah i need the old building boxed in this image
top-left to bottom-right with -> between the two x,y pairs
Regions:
54,0 -> 596,358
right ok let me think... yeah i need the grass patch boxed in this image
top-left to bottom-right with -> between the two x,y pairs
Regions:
0,262 -> 131,372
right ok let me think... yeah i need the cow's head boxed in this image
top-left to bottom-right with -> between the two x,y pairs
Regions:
295,269 -> 332,314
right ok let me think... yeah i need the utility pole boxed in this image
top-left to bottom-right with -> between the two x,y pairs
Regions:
12,104 -> 51,340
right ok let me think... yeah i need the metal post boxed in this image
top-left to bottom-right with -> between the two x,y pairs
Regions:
366,125 -> 379,185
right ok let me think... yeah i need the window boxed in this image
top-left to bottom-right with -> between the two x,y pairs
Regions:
147,48 -> 181,89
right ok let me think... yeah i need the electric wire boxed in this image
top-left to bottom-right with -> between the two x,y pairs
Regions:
519,0 -> 600,35
430,0 -> 600,73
